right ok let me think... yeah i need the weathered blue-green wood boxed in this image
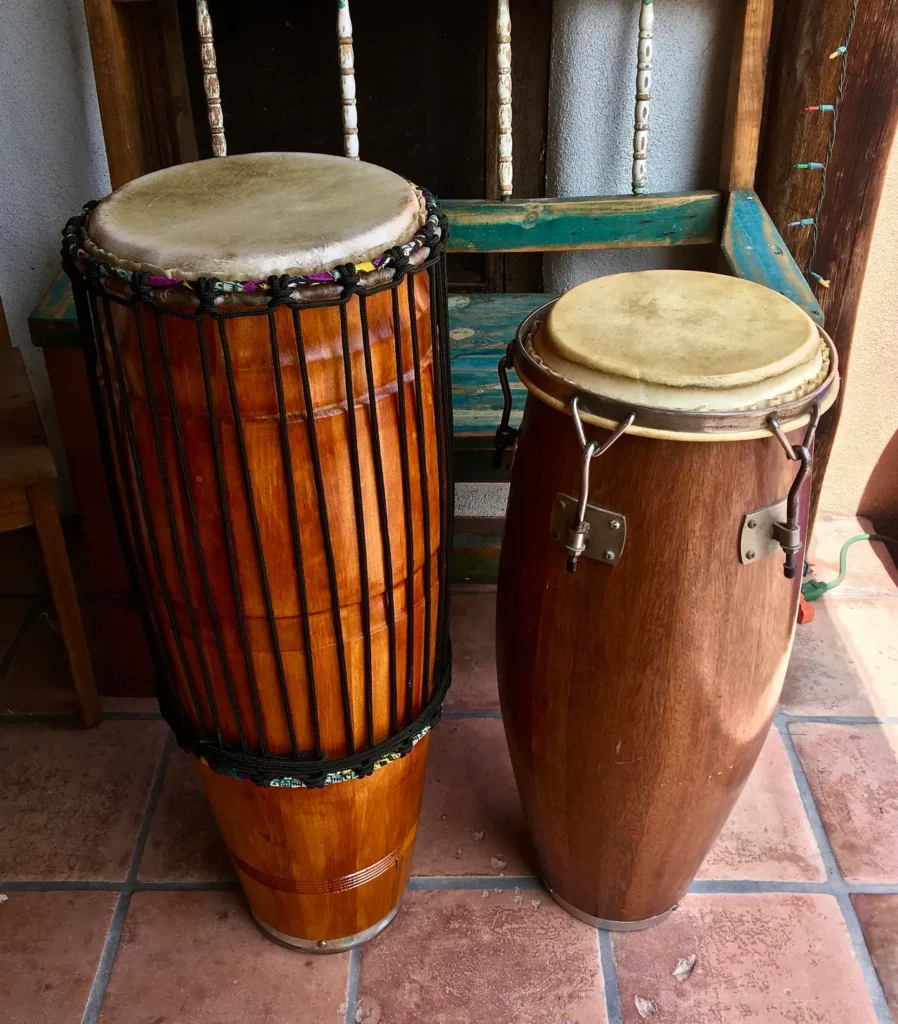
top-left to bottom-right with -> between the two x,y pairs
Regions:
28,272 -> 79,349
443,191 -> 722,253
448,293 -> 550,439
722,190 -> 824,326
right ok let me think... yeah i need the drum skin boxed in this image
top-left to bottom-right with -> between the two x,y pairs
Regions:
102,273 -> 442,946
496,396 -> 806,927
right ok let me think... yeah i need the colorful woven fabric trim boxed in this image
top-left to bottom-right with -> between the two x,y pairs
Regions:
196,725 -> 432,788
65,189 -> 443,295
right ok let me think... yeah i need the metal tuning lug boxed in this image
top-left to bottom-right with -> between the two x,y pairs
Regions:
492,340 -> 518,469
556,398 -> 634,572
766,405 -> 820,580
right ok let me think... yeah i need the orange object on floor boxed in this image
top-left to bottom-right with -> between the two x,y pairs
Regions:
798,595 -> 816,624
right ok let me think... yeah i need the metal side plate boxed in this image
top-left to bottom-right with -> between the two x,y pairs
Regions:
551,494 -> 626,566
740,497 -> 788,564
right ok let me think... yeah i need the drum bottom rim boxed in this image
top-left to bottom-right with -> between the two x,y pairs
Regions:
251,901 -> 403,953
546,886 -> 678,932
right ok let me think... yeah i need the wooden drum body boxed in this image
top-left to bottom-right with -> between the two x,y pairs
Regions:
495,272 -> 839,930
64,154 -> 454,950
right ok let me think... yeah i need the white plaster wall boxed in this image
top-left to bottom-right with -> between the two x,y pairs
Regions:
546,0 -> 733,290
0,0 -> 110,505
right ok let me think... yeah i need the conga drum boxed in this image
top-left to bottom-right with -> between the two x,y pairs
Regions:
495,270 -> 838,930
62,152 -> 454,950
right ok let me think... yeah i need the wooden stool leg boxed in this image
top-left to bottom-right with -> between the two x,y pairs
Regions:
25,480 -> 102,728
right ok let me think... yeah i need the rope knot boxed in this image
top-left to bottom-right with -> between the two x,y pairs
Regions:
194,278 -> 221,314
334,263 -> 361,295
266,274 -> 294,307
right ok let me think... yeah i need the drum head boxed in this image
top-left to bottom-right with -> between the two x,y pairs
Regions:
529,270 -> 829,416
84,152 -> 426,281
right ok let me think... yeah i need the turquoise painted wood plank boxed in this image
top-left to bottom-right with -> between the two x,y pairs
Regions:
28,272 -> 79,348
448,293 -> 550,437
443,191 -> 722,253
722,191 -> 824,326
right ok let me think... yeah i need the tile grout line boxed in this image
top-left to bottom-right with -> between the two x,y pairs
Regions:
8,876 -> 898,896
344,946 -> 362,1024
0,593 -> 44,684
782,714 -> 898,726
80,734 -> 173,1024
775,714 -> 894,1024
598,929 -> 623,1024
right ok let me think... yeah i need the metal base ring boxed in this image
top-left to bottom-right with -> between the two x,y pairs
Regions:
251,902 -> 402,953
547,886 -> 678,932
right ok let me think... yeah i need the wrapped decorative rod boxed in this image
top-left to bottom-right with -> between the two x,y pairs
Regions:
338,0 -> 359,160
632,0 -> 654,195
197,0 -> 226,157
497,0 -> 513,199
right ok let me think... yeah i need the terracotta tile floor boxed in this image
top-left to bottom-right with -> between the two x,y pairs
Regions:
0,517 -> 896,1022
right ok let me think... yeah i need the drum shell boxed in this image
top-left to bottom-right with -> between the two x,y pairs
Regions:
496,395 -> 807,926
196,736 -> 429,947
95,273 -> 443,758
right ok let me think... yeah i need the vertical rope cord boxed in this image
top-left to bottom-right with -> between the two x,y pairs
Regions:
805,0 -> 860,284
358,294 -> 400,734
632,0 -> 654,195
406,276 -> 434,703
72,277 -> 187,737
146,310 -> 247,751
188,318 -> 268,752
389,289 -> 418,724
337,302 -> 375,749
196,0 -> 226,157
102,299 -> 221,743
216,317 -> 301,759
290,308 -> 357,755
497,0 -> 513,199
267,308 -> 324,760
133,306 -> 243,747
338,0 -> 360,159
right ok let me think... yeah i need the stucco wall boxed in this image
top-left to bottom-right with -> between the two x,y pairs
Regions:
0,0 -> 110,504
819,137 -> 898,528
546,0 -> 732,290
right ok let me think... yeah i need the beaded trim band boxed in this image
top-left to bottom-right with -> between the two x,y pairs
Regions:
199,726 -> 432,789
61,189 -> 446,308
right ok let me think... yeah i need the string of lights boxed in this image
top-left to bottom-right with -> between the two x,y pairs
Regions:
787,0 -> 861,291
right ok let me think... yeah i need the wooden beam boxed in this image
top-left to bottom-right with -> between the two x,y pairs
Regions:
81,0 -> 145,186
720,0 -> 775,191
444,192 -> 722,253
757,0 -> 898,529
722,191 -> 823,324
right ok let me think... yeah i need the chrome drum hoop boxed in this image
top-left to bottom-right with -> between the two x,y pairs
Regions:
513,299 -> 839,438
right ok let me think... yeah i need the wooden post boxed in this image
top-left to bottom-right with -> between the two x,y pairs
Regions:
632,0 -> 654,195
338,0 -> 359,159
197,0 -> 226,156
497,0 -> 513,199
720,0 -> 775,191
81,0 -> 146,187
757,0 -> 898,527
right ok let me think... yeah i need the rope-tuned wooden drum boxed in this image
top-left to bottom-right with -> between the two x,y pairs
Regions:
62,152 -> 454,951
494,270 -> 839,930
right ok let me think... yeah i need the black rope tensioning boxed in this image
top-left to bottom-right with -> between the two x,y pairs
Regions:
61,198 -> 453,788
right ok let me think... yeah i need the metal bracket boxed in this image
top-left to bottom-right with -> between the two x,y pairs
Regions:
552,494 -> 626,566
740,498 -> 789,565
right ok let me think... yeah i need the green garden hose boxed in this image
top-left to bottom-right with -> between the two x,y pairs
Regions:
802,533 -> 898,601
